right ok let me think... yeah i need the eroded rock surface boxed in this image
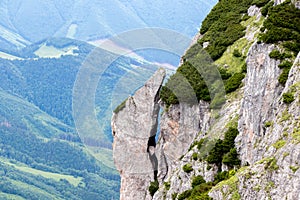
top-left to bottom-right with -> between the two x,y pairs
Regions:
112,68 -> 166,200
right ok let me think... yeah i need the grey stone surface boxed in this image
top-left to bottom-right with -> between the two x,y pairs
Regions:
112,68 -> 165,200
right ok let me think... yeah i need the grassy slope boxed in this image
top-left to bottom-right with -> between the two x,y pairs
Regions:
0,88 -> 120,199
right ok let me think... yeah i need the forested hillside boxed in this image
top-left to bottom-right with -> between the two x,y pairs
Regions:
0,37 -> 160,199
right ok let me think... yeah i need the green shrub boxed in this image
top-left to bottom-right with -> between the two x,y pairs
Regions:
177,190 -> 192,200
199,0 -> 254,60
172,193 -> 178,200
214,171 -> 230,184
269,50 -> 282,60
160,60 -> 211,108
282,92 -> 295,104
233,49 -> 242,57
264,121 -> 273,127
206,165 -> 212,170
206,139 -> 224,165
164,182 -> 171,190
278,67 -> 291,85
222,148 -> 241,167
241,63 -> 247,73
148,180 -> 159,196
222,127 -> 239,152
197,138 -> 205,150
289,166 -> 299,173
272,140 -> 286,149
189,183 -> 213,200
225,73 -> 245,93
278,60 -> 293,69
219,67 -> 232,80
160,44 -> 226,108
189,140 -> 199,151
190,138 -> 207,151
261,1 -> 273,16
160,86 -> 179,107
283,41 -> 300,53
183,164 -> 193,173
264,157 -> 279,171
191,175 -> 206,188
206,127 -> 240,167
260,2 -> 300,54
252,0 -> 270,7
269,50 -> 292,61
192,153 -> 198,161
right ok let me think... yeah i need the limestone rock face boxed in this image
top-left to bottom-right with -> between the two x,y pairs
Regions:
153,100 -> 213,200
159,101 -> 208,168
112,68 -> 166,200
247,5 -> 261,18
236,43 -> 281,165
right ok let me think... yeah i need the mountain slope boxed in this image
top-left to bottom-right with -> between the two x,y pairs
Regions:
0,0 -> 217,50
0,88 -> 120,199
111,0 -> 300,199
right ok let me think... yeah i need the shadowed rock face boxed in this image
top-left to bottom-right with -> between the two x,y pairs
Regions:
112,68 -> 165,200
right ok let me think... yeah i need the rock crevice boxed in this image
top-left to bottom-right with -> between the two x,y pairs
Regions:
112,68 -> 165,200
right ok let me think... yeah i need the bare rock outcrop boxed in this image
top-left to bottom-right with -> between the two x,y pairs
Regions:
112,68 -> 166,200
236,43 -> 282,165
159,101 -> 209,174
210,52 -> 300,200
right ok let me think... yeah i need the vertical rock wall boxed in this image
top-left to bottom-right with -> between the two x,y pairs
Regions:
112,68 -> 165,200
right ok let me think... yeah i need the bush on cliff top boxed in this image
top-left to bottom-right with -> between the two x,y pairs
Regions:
199,0 -> 253,60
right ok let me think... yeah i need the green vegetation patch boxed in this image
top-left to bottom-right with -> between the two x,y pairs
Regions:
222,148 -> 242,166
192,152 -> 198,161
278,68 -> 290,85
260,1 -> 300,54
215,37 -> 252,74
292,129 -> 300,144
278,60 -> 293,69
233,49 -> 242,57
8,163 -> 82,187
183,163 -> 193,173
282,92 -> 295,104
261,1 -> 273,16
164,181 -> 171,190
269,50 -> 292,61
160,44 -> 229,108
225,73 -> 245,93
148,180 -> 159,196
264,121 -> 273,128
280,109 -> 291,122
289,166 -> 299,173
177,189 -> 192,200
206,127 -> 241,169
252,0 -> 270,7
113,98 -> 127,113
192,175 -> 206,188
272,140 -> 286,150
212,175 -> 240,200
199,0 -> 254,60
263,157 -> 279,171
172,193 -> 178,200
260,2 -> 299,86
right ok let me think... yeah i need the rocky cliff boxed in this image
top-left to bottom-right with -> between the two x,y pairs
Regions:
112,68 -> 166,200
112,0 -> 300,199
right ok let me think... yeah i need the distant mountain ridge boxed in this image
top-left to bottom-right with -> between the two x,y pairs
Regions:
0,0 -> 217,51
